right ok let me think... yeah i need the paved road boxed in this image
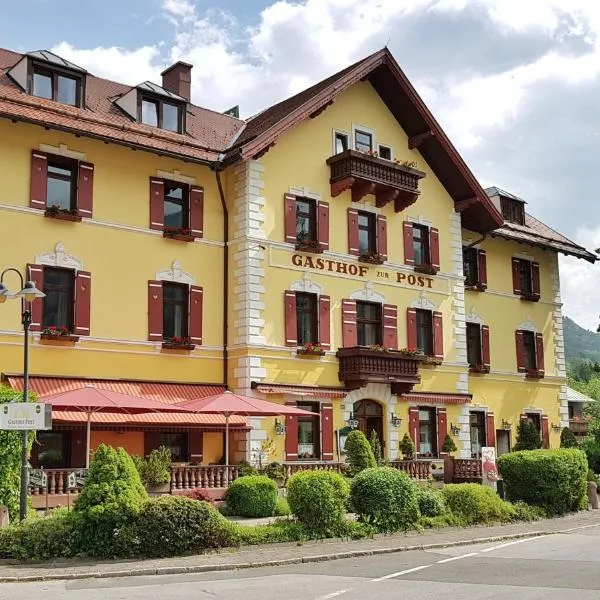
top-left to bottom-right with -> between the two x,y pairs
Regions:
4,526 -> 600,599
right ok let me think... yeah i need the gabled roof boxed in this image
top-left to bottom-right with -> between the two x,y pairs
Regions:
225,47 -> 504,233
27,50 -> 87,73
566,386 -> 593,403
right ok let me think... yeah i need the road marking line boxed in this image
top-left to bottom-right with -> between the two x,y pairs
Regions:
316,590 -> 350,600
481,535 -> 549,553
436,552 -> 479,563
371,564 -> 431,582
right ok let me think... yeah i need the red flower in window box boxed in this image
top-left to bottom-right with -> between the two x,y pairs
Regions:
44,205 -> 81,222
297,342 -> 325,356
162,336 -> 195,350
40,326 -> 79,343
414,263 -> 438,275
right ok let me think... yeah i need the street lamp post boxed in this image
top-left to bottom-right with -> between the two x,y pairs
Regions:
0,268 -> 45,521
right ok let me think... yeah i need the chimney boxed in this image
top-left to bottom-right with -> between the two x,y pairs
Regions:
161,61 -> 193,102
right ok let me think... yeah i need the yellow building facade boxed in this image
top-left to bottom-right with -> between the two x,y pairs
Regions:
0,46 -> 594,472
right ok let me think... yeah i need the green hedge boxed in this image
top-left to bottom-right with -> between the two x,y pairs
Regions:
497,448 -> 588,515
416,487 -> 446,517
350,467 -> 420,533
287,470 -> 349,536
344,430 -> 377,476
225,475 -> 278,518
442,484 -> 515,525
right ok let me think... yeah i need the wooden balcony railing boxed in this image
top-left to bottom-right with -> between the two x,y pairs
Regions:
326,149 -> 426,210
170,465 -> 240,490
569,418 -> 589,436
444,456 -> 482,483
29,468 -> 77,497
391,460 -> 432,480
336,346 -> 422,392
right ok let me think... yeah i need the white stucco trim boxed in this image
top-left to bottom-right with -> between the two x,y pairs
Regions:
39,143 -> 86,161
290,272 -> 324,295
559,385 -> 569,428
332,129 -> 350,155
156,260 -> 195,285
350,281 -> 386,303
410,291 -> 437,310
406,215 -> 434,227
551,255 -> 566,378
513,252 -> 535,261
517,318 -> 538,333
465,308 -> 484,324
35,242 -> 83,271
377,143 -> 393,160
156,169 -> 197,185
289,186 -> 322,201
457,404 -> 472,457
351,123 -> 376,150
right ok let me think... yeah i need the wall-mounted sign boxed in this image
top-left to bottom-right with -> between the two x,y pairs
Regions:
481,446 -> 498,489
28,469 -> 48,489
0,403 -> 52,431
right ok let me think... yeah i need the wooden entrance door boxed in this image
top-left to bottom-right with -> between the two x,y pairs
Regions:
353,400 -> 384,448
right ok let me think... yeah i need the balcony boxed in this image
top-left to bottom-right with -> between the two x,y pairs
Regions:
336,346 -> 422,392
569,418 -> 589,437
326,149 -> 426,211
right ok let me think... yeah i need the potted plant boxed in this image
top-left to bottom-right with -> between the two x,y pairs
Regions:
133,446 -> 172,494
41,325 -> 71,338
297,342 -> 325,356
368,344 -> 388,353
441,433 -> 457,454
423,355 -> 443,366
400,432 -> 415,459
162,336 -> 195,350
358,251 -> 385,265
44,204 -> 81,221
295,235 -> 323,254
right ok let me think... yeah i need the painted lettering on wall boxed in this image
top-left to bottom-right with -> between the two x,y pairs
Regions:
291,255 -> 434,288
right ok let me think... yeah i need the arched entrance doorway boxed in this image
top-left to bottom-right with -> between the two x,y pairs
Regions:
353,400 -> 384,449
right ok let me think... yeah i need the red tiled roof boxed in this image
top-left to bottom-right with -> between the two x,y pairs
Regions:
3,376 -> 247,427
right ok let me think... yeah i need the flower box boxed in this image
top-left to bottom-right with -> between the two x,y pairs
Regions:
469,364 -> 490,374
44,206 -> 81,222
358,253 -> 385,265
465,282 -> 487,292
295,240 -> 323,254
163,228 -> 194,242
162,337 -> 195,351
422,356 -> 443,366
520,292 -> 540,302
297,344 -> 325,356
414,264 -> 439,275
40,332 -> 79,344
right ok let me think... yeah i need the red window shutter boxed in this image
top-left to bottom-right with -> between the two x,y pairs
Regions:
481,325 -> 491,368
341,299 -> 357,347
26,264 -> 44,332
511,258 -> 522,295
30,151 -> 48,209
317,201 -> 329,250
149,179 -> 164,231
284,291 -> 297,347
318,295 -> 331,350
284,194 -> 296,243
541,415 -> 550,449
321,404 -> 334,460
73,271 -> 92,336
429,227 -> 440,272
403,222 -> 414,265
76,162 -> 94,219
376,215 -> 388,260
535,333 -> 545,375
409,407 -> 420,446
285,401 -> 298,461
383,304 -> 398,350
406,308 -> 417,351
189,186 -> 204,239
531,262 -> 540,298
515,330 -> 526,372
433,311 -> 444,359
486,413 -> 496,447
148,280 -> 164,341
347,208 -> 359,255
436,407 -> 447,457
189,285 -> 203,345
477,249 -> 487,289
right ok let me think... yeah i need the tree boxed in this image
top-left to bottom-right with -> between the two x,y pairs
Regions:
344,430 -> 376,476
400,432 -> 416,459
560,427 -> 578,448
369,429 -> 384,465
441,433 -> 458,453
513,420 -> 543,451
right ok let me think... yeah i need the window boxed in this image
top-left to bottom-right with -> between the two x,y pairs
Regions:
296,292 -> 318,345
32,431 -> 70,468
525,413 -> 541,437
163,183 -> 189,229
334,132 -> 348,154
295,197 -> 316,243
156,433 -> 188,462
354,130 -> 373,152
418,407 -> 437,456
31,65 -> 81,106
416,309 -> 433,356
297,402 -> 320,459
463,247 -> 479,287
378,144 -> 392,160
469,411 -> 486,458
46,158 -> 76,211
163,282 -> 188,341
522,331 -> 537,370
519,260 -> 533,295
413,224 -> 430,267
466,323 -> 482,366
357,211 -> 376,255
500,197 -> 525,225
42,267 -> 75,331
357,301 -> 382,346
512,258 -> 539,300
140,95 -> 183,132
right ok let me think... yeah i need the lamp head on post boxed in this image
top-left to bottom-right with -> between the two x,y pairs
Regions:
15,281 -> 45,303
0,282 -> 9,303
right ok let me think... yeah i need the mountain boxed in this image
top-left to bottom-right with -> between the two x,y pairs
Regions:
564,316 -> 600,365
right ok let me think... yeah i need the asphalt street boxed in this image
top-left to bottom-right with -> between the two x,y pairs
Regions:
3,526 -> 600,599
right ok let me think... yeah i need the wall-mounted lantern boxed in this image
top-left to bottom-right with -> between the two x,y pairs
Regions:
450,423 -> 461,436
391,413 -> 402,427
275,419 -> 286,436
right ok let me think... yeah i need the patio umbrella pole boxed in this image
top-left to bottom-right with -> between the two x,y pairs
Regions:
225,413 -> 230,481
86,410 -> 92,469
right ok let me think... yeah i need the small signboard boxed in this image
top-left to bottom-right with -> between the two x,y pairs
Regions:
73,469 -> 88,487
0,403 -> 52,431
481,446 -> 499,489
28,469 -> 47,489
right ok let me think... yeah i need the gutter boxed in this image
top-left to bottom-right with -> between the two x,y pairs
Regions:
465,233 -> 487,248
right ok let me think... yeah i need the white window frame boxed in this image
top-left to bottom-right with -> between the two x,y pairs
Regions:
377,144 -> 393,161
351,124 -> 376,152
332,129 -> 349,155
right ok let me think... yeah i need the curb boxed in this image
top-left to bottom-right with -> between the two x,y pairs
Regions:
1,527 -> 587,584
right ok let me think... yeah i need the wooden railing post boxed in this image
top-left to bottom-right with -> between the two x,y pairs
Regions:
444,455 -> 454,483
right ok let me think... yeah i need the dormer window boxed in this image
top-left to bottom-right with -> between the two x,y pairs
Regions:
500,197 -> 525,226
32,65 -> 79,106
140,96 -> 181,132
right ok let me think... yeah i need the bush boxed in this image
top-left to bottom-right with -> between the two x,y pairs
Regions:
400,432 -> 415,459
369,430 -> 384,465
416,487 -> 446,517
132,446 -> 171,487
350,467 -> 420,533
442,484 -> 515,525
264,462 -> 285,481
275,497 -> 291,516
497,448 -> 588,516
560,427 -> 579,448
226,475 -> 278,518
287,470 -> 349,536
237,460 -> 259,477
441,434 -> 457,453
510,502 -> 546,522
71,444 -> 148,557
513,420 -> 543,451
136,496 -> 236,557
344,430 -> 376,476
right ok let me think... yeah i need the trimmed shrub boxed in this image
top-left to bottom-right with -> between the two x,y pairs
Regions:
369,430 -> 384,465
132,446 -> 171,487
237,460 -> 259,477
275,497 -> 291,516
287,470 -> 349,536
510,502 -> 546,522
441,434 -> 457,453
264,461 -> 285,482
344,430 -> 376,476
442,484 -> 515,524
71,444 -> 148,557
136,496 -> 236,557
350,467 -> 420,533
513,420 -> 543,451
497,448 -> 587,515
560,427 -> 578,448
226,475 -> 278,518
416,487 -> 446,517
400,432 -> 415,459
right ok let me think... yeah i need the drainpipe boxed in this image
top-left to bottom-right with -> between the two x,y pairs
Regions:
214,168 -> 229,389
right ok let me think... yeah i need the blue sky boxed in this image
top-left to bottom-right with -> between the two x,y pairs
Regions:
2,0 -> 600,327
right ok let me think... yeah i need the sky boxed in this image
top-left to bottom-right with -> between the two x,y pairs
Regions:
2,0 -> 600,329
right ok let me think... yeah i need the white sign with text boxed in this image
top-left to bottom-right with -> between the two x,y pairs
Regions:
0,403 -> 52,430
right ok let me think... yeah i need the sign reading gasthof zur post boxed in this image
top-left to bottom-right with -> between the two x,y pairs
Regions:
0,403 -> 52,430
